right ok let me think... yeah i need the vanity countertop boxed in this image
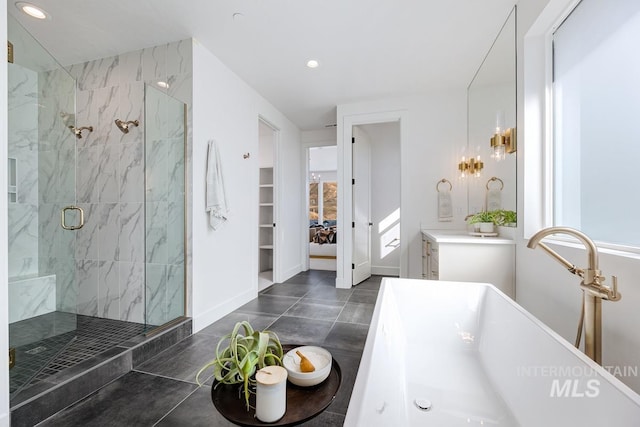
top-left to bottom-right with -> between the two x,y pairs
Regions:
421,229 -> 516,245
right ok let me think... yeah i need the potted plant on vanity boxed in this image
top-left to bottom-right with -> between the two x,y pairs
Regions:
495,210 -> 517,227
467,210 -> 498,234
467,209 -> 517,235
495,209 -> 517,239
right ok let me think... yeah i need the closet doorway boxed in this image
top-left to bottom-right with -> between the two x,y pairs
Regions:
307,146 -> 338,271
258,119 -> 279,290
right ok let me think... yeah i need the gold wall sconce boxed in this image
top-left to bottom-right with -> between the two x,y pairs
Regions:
458,156 -> 484,178
490,127 -> 516,160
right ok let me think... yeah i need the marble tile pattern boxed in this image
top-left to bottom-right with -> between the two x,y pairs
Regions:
143,83 -> 187,326
8,64 -> 39,279
67,39 -> 192,325
8,39 -> 192,326
8,275 -> 56,323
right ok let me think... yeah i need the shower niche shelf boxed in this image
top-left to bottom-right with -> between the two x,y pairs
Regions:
8,157 -> 17,203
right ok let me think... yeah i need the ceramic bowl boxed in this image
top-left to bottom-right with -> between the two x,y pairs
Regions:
283,346 -> 332,387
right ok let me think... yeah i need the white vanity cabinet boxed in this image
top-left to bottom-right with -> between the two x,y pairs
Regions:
421,230 -> 515,298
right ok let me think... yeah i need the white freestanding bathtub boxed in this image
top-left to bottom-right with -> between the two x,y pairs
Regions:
344,278 -> 640,426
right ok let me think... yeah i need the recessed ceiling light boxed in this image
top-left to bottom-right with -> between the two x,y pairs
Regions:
232,12 -> 245,21
306,60 -> 319,69
156,81 -> 170,89
16,2 -> 49,20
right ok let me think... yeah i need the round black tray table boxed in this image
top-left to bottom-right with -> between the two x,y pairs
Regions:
210,345 -> 341,426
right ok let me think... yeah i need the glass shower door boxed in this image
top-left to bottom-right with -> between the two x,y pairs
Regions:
8,15 -> 78,400
144,84 -> 186,327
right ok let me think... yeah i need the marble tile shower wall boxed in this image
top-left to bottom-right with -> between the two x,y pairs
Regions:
144,85 -> 187,326
6,63 -> 62,323
61,39 -> 192,325
38,67 -> 78,315
7,64 -> 39,280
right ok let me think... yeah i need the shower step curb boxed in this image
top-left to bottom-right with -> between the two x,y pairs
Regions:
10,318 -> 192,427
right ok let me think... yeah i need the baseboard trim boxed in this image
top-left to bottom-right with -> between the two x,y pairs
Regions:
280,264 -> 302,283
335,276 -> 350,289
192,288 -> 254,333
371,266 -> 400,276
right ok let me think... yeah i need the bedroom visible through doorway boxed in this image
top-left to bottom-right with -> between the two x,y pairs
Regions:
308,146 -> 338,271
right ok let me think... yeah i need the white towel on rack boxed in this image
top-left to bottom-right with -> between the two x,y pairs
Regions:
206,140 -> 229,230
438,190 -> 453,222
486,188 -> 502,211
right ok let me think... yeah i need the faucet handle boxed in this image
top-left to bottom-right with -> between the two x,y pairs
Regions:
609,275 -> 622,301
580,274 -> 622,301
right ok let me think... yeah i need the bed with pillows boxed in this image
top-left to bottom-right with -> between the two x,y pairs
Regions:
309,226 -> 337,271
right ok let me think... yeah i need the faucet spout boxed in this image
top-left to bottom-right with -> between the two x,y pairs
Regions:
527,226 -> 598,284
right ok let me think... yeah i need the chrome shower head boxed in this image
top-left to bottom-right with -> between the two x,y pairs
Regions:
115,119 -> 139,134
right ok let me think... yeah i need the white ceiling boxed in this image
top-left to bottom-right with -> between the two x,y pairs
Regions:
8,0 -> 517,130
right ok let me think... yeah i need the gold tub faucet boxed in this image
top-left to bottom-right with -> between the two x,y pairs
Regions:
527,227 -> 621,365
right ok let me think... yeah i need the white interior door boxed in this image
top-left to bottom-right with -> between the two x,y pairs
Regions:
352,129 -> 372,285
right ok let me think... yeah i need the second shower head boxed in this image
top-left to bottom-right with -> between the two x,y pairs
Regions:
115,119 -> 139,134
69,125 -> 93,139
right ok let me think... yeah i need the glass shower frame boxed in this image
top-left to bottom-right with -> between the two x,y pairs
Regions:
143,83 -> 187,328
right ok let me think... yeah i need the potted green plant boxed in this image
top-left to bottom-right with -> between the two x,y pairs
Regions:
495,209 -> 517,227
196,321 -> 283,411
467,210 -> 497,233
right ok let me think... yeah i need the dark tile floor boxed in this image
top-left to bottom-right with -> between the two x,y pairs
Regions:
37,270 -> 383,426
11,313 -> 148,400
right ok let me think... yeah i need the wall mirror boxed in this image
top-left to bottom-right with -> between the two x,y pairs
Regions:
467,6 -> 517,217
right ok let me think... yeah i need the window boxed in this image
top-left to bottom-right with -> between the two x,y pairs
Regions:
309,181 -> 337,224
552,0 -> 640,248
322,182 -> 337,221
309,183 -> 319,221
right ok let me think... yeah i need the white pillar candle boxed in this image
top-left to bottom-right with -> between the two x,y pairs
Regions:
255,365 -> 288,423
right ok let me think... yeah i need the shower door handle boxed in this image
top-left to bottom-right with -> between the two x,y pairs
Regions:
61,205 -> 85,230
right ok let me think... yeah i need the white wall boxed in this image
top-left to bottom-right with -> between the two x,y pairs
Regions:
309,146 -> 337,188
191,39 -> 301,332
359,122 -> 401,276
309,146 -> 337,172
336,92 -> 467,287
301,128 -> 336,145
516,0 -> 640,394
